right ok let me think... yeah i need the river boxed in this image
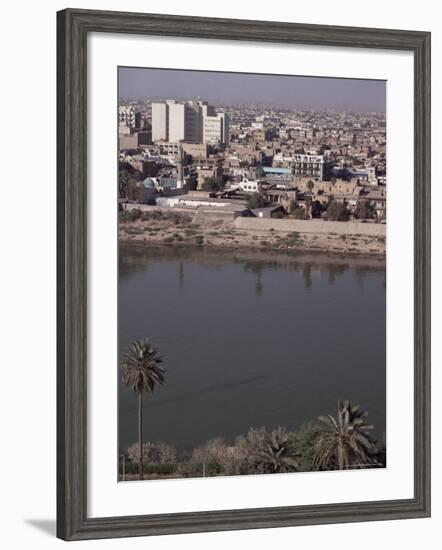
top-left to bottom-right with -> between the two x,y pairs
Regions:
118,245 -> 386,453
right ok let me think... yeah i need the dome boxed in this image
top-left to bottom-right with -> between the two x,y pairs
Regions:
142,177 -> 157,189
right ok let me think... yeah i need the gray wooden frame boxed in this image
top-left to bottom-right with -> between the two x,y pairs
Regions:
57,8 -> 431,541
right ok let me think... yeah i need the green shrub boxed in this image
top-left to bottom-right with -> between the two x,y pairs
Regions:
129,208 -> 142,220
119,463 -> 179,476
126,226 -> 144,235
120,208 -> 145,222
291,207 -> 307,220
119,210 -> 131,222
179,462 -> 222,478
285,231 -> 301,246
326,200 -> 350,221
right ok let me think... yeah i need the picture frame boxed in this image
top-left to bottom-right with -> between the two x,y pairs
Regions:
57,8 -> 431,541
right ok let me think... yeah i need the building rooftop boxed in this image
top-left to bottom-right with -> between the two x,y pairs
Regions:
262,167 -> 292,175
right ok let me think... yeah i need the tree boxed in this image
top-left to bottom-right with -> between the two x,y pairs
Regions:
121,339 -> 166,480
126,441 -> 155,464
191,437 -> 243,476
326,199 -> 350,221
246,192 -> 264,210
306,180 -> 315,193
311,199 -> 322,218
304,195 -> 313,219
202,176 -> 224,192
255,427 -> 299,474
119,168 -> 142,201
192,438 -> 227,465
119,169 -> 132,198
291,206 -> 307,220
126,441 -> 177,466
290,422 -> 318,471
354,199 -> 375,220
237,427 -> 298,474
373,433 -> 387,468
155,442 -> 177,464
313,401 -> 378,471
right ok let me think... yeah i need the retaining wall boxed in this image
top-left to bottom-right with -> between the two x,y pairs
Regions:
234,217 -> 386,237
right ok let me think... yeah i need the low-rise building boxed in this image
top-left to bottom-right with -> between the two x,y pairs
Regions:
234,179 -> 260,193
291,154 -> 324,179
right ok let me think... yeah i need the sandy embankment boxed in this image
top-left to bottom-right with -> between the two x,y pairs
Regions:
119,208 -> 386,257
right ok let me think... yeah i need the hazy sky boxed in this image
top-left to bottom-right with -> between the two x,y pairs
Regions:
119,67 -> 386,112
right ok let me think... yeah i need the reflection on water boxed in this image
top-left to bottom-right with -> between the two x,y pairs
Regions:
119,245 -> 386,451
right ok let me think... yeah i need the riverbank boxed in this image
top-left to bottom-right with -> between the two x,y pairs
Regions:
119,208 -> 386,256
118,413 -> 385,482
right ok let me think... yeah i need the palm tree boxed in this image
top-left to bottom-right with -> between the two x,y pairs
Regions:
313,401 -> 378,471
246,427 -> 299,474
121,339 -> 166,480
305,195 -> 313,219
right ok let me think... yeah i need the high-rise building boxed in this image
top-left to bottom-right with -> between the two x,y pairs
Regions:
119,106 -> 135,127
203,112 -> 229,146
152,102 -> 168,142
167,101 -> 185,142
151,99 -> 228,146
184,102 -> 203,143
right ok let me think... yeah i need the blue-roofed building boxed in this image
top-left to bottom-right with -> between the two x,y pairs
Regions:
262,167 -> 292,175
261,166 -> 294,188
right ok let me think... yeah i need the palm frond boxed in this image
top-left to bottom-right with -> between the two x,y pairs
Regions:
121,338 -> 166,395
313,401 -> 378,471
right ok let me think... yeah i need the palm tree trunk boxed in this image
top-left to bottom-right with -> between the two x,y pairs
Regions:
138,392 -> 143,481
338,438 -> 344,470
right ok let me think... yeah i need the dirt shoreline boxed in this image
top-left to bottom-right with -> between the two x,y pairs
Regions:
119,219 -> 386,258
118,206 -> 386,257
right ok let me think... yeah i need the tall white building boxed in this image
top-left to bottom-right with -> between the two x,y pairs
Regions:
203,112 -> 229,146
167,101 -> 185,142
151,99 -> 228,146
152,102 -> 168,142
198,102 -> 229,145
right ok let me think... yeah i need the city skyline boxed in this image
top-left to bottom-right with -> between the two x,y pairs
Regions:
119,67 -> 386,112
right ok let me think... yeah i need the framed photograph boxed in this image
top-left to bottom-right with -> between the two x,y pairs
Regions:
57,8 -> 431,541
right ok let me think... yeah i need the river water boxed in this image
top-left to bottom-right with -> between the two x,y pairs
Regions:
118,245 -> 386,452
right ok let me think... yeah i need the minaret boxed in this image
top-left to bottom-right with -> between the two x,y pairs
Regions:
176,145 -> 184,188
